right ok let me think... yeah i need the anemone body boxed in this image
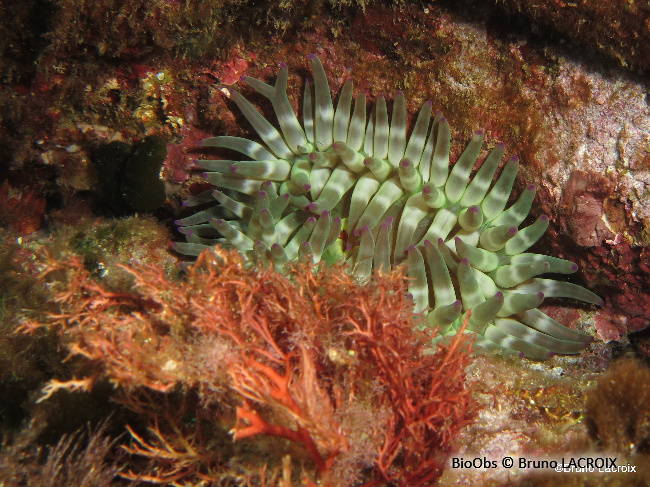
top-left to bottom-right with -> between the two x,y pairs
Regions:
175,55 -> 601,360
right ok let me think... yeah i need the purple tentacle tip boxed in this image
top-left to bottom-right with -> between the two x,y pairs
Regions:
511,155 -> 519,162
308,53 -> 316,60
475,130 -> 484,136
280,62 -> 287,68
540,215 -> 549,221
519,351 -> 525,358
509,227 -> 517,235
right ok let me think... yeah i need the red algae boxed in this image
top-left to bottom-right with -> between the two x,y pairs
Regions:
22,248 -> 477,485
0,182 -> 47,235
558,171 -> 616,247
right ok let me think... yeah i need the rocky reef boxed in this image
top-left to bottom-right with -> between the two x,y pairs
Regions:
1,0 -> 649,485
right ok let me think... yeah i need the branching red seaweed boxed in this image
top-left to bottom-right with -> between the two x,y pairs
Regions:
21,247 -> 477,485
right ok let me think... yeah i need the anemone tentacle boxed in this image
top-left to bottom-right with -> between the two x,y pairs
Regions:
175,55 -> 601,360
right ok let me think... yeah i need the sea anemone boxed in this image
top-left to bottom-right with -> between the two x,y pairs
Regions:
174,55 -> 602,360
